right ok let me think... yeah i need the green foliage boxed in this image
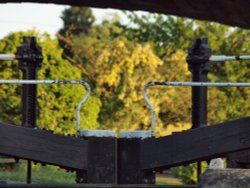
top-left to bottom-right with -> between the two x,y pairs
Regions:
1,7 -> 248,184
0,161 -> 75,184
172,162 -> 208,184
58,8 -> 249,183
172,163 -> 197,184
58,7 -> 95,57
59,7 -> 95,36
59,9 -> 194,132
0,30 -> 101,135
93,40 -> 164,130
58,7 -> 249,131
123,12 -> 250,124
122,12 -> 194,59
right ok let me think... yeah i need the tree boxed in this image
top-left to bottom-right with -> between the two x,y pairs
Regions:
121,12 -> 249,125
63,18 -> 194,133
58,7 -> 95,57
0,30 -> 101,135
121,12 -> 195,60
58,10 -> 249,183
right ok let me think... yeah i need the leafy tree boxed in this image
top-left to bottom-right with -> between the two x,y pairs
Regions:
0,30 -> 101,135
67,20 -> 194,132
58,10 -> 249,183
122,12 -> 249,125
58,7 -> 95,57
121,12 -> 195,59
66,12 -> 249,132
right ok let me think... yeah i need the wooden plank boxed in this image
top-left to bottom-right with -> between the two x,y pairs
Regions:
117,138 -> 155,184
0,184 -> 198,188
88,137 -> 117,184
141,117 -> 250,171
84,137 -> 117,184
0,122 -> 87,170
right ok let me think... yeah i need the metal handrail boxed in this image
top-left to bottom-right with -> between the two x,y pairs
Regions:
0,54 -> 16,61
210,55 -> 250,62
1,54 -> 250,62
143,81 -> 250,137
0,80 -> 91,135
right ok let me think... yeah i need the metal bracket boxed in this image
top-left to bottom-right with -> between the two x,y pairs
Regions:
78,130 -> 116,138
79,130 -> 152,139
119,130 -> 151,139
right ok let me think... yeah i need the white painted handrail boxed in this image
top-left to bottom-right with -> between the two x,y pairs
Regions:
143,81 -> 250,137
0,80 -> 91,134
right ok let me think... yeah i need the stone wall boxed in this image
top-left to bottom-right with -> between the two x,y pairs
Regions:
200,169 -> 250,188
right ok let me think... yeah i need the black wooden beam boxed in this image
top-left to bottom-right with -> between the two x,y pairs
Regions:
140,117 -> 250,171
87,137 -> 117,184
118,138 -> 155,184
0,122 -> 87,170
77,137 -> 117,184
0,184 -> 198,188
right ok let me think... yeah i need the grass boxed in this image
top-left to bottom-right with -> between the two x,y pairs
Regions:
156,173 -> 183,185
0,161 -> 183,185
0,161 -> 75,184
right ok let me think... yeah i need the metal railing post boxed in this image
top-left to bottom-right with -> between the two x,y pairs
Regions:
186,38 -> 212,181
16,36 -> 43,184
16,36 -> 43,128
186,38 -> 212,129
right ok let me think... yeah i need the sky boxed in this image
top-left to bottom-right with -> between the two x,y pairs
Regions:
0,3 -> 125,39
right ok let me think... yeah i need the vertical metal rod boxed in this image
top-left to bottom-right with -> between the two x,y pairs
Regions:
17,37 -> 42,129
191,67 -> 209,129
27,161 -> 32,184
197,162 -> 202,180
27,163 -> 31,184
186,38 -> 212,182
16,36 -> 43,184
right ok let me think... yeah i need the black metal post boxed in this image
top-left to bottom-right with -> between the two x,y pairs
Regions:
186,38 -> 212,129
16,36 -> 42,128
16,36 -> 42,184
186,38 -> 212,181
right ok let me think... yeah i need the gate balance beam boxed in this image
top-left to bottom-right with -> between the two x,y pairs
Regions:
141,117 -> 250,171
0,122 -> 87,170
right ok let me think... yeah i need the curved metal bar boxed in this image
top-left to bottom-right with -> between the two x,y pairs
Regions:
143,81 -> 250,137
143,82 -> 156,137
0,54 -> 16,61
76,81 -> 91,133
0,80 -> 91,135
